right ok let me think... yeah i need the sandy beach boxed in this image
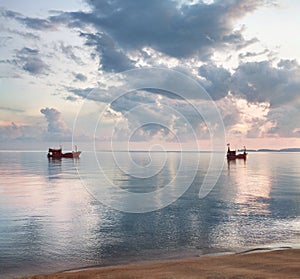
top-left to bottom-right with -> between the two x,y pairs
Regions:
23,248 -> 300,279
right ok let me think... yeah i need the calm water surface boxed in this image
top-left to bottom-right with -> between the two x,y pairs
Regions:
0,151 -> 299,278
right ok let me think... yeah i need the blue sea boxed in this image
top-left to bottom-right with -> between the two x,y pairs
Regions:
0,151 -> 299,278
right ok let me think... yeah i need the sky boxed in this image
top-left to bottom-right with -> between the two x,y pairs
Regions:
0,0 -> 300,150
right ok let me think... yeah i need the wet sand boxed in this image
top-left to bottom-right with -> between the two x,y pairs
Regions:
24,248 -> 300,279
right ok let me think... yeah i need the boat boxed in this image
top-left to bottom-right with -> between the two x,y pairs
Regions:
227,144 -> 247,160
47,146 -> 81,159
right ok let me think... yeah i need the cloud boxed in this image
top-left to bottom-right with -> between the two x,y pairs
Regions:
1,1 -> 271,73
231,60 -> 300,107
25,0 -> 266,72
198,63 -> 231,100
67,55 -> 300,140
48,10 -> 90,29
3,1 -> 298,142
277,59 -> 299,70
0,122 -> 43,142
196,59 -> 300,109
80,0 -> 263,59
40,107 -> 69,133
0,106 -> 24,113
65,95 -> 78,102
0,36 -> 13,47
40,108 -> 73,142
0,8 -> 56,31
80,32 -> 134,72
69,82 -> 220,142
10,47 -> 50,75
67,87 -> 95,100
267,103 -> 300,137
59,42 -> 83,65
0,28 -> 39,47
238,49 -> 270,59
196,60 -> 300,137
0,108 -> 74,142
73,72 -> 87,82
68,86 -> 174,141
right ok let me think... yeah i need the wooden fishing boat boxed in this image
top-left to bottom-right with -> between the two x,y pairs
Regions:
227,144 -> 247,160
47,146 -> 81,158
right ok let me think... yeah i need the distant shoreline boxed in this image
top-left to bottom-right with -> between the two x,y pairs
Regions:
240,148 -> 300,152
1,148 -> 300,153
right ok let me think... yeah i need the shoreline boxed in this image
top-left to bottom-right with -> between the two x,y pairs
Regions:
23,248 -> 300,279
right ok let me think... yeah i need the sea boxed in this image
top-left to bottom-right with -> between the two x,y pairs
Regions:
0,151 -> 299,278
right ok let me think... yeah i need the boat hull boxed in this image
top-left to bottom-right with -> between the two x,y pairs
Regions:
47,148 -> 81,159
227,153 -> 247,160
62,152 -> 81,158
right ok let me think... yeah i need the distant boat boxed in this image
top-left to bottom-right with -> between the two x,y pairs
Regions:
47,146 -> 81,159
227,144 -> 247,160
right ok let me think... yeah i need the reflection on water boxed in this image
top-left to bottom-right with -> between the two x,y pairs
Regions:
0,151 -> 299,278
47,158 -> 62,180
82,152 -> 200,212
227,158 -> 271,214
211,153 -> 300,250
